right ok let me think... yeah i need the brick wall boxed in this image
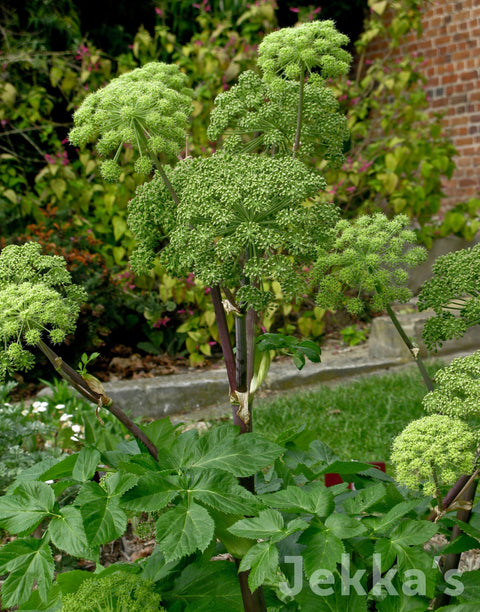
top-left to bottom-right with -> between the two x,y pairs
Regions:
364,0 -> 480,210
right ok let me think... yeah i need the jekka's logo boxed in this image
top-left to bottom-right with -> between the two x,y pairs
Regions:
279,554 -> 464,598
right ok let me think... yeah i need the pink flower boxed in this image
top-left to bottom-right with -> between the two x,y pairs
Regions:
208,341 -> 217,346
346,186 -> 356,193
290,7 -> 299,12
155,7 -> 163,16
153,316 -> 170,328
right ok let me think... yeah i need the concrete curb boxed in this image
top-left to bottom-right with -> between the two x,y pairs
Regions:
100,345 -> 408,419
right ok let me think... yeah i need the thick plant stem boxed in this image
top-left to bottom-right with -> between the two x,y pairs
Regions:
234,312 -> 251,435
36,340 -> 159,460
433,478 -> 479,609
235,559 -> 267,612
246,309 -> 257,391
385,303 -> 434,391
293,66 -> 305,157
210,285 -> 237,392
427,474 -> 472,522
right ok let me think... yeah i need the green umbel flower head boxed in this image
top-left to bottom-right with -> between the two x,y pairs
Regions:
391,414 -> 477,497
0,243 -> 86,381
69,62 -> 194,181
422,350 -> 480,420
315,213 -> 427,315
418,243 -> 480,350
128,152 -> 339,310
207,70 -> 348,166
257,20 -> 351,81
62,572 -> 164,612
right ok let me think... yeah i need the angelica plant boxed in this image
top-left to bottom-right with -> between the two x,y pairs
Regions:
418,243 -> 480,350
65,22 -> 352,611
315,213 -> 433,389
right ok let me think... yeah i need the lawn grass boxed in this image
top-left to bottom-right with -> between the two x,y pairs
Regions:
253,363 -> 443,468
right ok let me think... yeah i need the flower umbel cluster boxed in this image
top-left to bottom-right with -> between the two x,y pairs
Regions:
128,153 -> 338,310
418,243 -> 480,350
0,243 -> 86,381
422,351 -> 480,420
315,213 -> 427,315
207,70 -> 349,166
69,62 -> 194,181
257,20 -> 351,81
391,414 -> 476,498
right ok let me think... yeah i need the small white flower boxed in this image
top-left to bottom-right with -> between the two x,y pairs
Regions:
32,404 -> 48,414
55,404 -> 66,410
71,424 -> 82,433
60,413 -> 73,422
4,402 -> 11,407
21,409 -> 29,416
70,435 -> 80,442
45,480 -> 54,484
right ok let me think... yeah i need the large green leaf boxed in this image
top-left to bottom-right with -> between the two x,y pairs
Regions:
120,473 -> 181,512
47,506 -> 93,558
374,538 -> 397,573
72,447 -> 101,482
325,513 -> 367,539
343,483 -> 387,515
442,518 -> 480,544
318,460 -> 377,475
299,520 -> 345,577
0,538 -> 54,608
141,417 -> 176,449
228,509 -> 284,539
390,519 -> 438,547
364,500 -> 423,534
295,571 -> 368,612
396,544 -> 439,599
166,559 -> 243,610
155,501 -> 214,562
187,469 -> 260,515
0,481 -> 55,534
74,481 -> 127,546
260,483 -> 334,517
189,432 -> 283,477
436,606 -> 480,612
239,541 -> 279,592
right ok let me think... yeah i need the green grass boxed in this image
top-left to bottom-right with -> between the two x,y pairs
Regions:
253,364 -> 443,467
